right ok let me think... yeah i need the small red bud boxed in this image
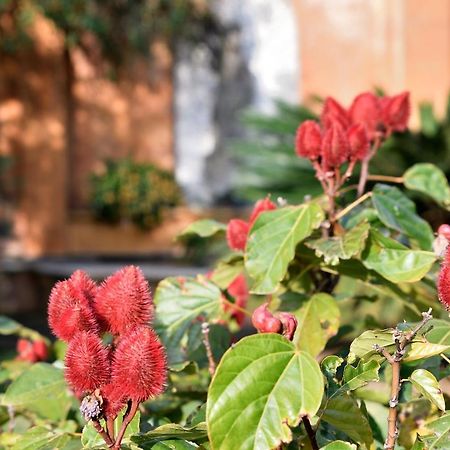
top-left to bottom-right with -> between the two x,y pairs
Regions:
295,120 -> 322,160
347,123 -> 370,162
32,340 -> 48,361
382,92 -> 410,132
349,92 -> 382,139
438,247 -> 450,310
278,312 -> 298,341
321,122 -> 350,170
226,219 -> 250,251
249,197 -> 277,225
16,339 -> 37,363
321,97 -> 350,129
252,303 -> 282,334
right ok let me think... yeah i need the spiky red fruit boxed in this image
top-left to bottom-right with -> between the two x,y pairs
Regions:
383,92 -> 410,132
48,271 -> 99,342
347,123 -> 370,161
226,274 -> 249,326
65,331 -> 111,395
226,219 -> 250,251
249,198 -> 277,225
252,303 -> 282,334
111,327 -> 167,402
349,92 -> 382,138
321,122 -> 350,170
295,120 -> 322,160
101,383 -> 126,420
94,266 -> 153,335
321,97 -> 350,129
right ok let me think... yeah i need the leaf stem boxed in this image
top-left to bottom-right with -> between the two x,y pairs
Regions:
366,175 -> 404,183
221,297 -> 252,317
111,399 -> 139,450
302,416 -> 319,450
92,419 -> 114,447
374,308 -> 433,450
201,321 -> 216,377
334,191 -> 372,221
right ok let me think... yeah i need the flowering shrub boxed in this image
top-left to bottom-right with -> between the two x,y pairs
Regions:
2,91 -> 450,449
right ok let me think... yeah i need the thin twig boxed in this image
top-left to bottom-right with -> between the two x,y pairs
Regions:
335,191 -> 372,221
366,175 -> 404,183
357,138 -> 381,197
112,399 -> 139,450
374,308 -> 433,450
221,297 -> 252,317
107,416 -> 115,442
92,419 -> 114,447
302,416 -> 319,450
201,321 -> 216,376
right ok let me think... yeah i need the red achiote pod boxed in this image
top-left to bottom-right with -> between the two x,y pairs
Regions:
249,197 -> 277,225
111,327 -> 167,403
278,312 -> 298,341
347,123 -> 370,162
48,271 -> 99,342
382,92 -> 410,133
438,246 -> 450,310
295,120 -> 322,160
226,274 -> 249,327
94,266 -> 153,335
65,331 -> 111,395
321,97 -> 350,130
321,122 -> 350,170
349,92 -> 382,139
32,340 -> 48,361
16,339 -> 36,362
252,303 -> 282,334
101,383 -> 126,420
226,219 -> 250,251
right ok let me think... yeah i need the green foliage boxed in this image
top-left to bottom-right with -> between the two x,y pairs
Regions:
90,158 -> 180,230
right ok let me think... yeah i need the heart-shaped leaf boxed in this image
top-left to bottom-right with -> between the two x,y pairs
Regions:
410,369 -> 445,411
207,333 -> 324,450
404,163 -> 450,209
177,219 -> 226,240
11,426 -> 74,450
131,422 -> 207,446
372,184 -> 434,249
338,360 -> 380,394
361,230 -> 435,283
245,204 -> 324,294
154,276 -> 223,364
417,413 -> 450,449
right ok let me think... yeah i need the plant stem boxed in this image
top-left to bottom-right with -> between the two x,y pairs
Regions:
334,191 -> 372,221
107,417 -> 115,442
111,399 -> 139,450
366,175 -> 404,183
221,297 -> 252,317
357,157 -> 370,198
302,416 -> 319,450
201,321 -> 216,376
375,308 -> 433,450
92,419 -> 114,447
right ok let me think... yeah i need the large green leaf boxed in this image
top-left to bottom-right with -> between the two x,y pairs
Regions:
154,276 -> 223,364
2,363 -> 71,422
245,204 -> 324,294
210,256 -> 244,289
372,184 -> 434,249
320,442 -> 357,450
0,316 -> 21,335
207,334 -> 324,450
361,230 -> 436,283
425,319 -> 450,350
404,163 -> 450,209
306,221 -> 370,265
11,426 -> 76,450
293,293 -> 340,356
410,369 -> 445,411
177,219 -> 227,240
337,360 -> 380,394
321,394 -> 373,449
417,413 -> 450,449
150,441 -> 199,449
131,423 -> 207,446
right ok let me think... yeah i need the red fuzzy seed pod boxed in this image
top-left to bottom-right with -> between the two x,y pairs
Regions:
48,271 -> 99,342
349,92 -> 382,139
65,331 -> 111,395
321,97 -> 350,130
347,123 -> 370,162
278,312 -> 298,341
226,274 -> 249,327
438,263 -> 450,311
32,340 -> 49,361
94,266 -> 153,335
383,91 -> 410,132
249,197 -> 277,225
111,327 -> 167,403
226,219 -> 250,251
101,383 -> 126,420
295,120 -> 322,160
321,122 -> 350,170
252,303 -> 282,334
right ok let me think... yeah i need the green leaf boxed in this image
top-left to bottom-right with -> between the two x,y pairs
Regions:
11,426 -> 72,450
2,363 -> 71,421
177,219 -> 226,240
149,441 -> 199,449
306,221 -> 370,265
425,319 -> 450,350
361,230 -> 436,283
293,293 -> 340,356
321,394 -> 373,449
372,184 -> 434,249
154,276 -> 223,364
320,442 -> 357,450
404,163 -> 450,209
210,256 -> 244,289
338,360 -> 380,394
321,356 -> 344,378
245,204 -> 324,294
418,413 -> 450,449
410,369 -> 445,411
404,342 -> 450,362
131,423 -> 207,445
0,316 -> 21,335
207,334 -> 324,450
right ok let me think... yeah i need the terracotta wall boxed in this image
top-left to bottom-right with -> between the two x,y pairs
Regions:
293,0 -> 450,122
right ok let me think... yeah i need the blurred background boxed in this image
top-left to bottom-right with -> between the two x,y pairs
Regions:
1,0 -> 450,329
